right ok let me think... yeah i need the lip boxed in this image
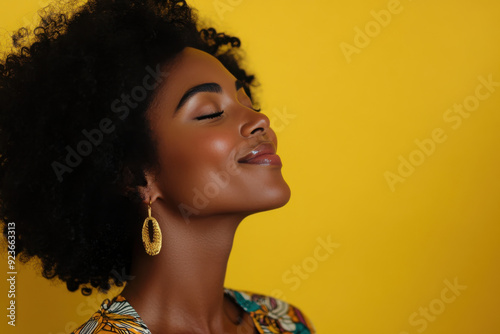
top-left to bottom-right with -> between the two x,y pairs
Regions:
238,142 -> 282,166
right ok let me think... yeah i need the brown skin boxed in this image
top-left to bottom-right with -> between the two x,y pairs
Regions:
120,47 -> 291,334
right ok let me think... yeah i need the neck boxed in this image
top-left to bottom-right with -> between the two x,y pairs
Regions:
120,209 -> 247,334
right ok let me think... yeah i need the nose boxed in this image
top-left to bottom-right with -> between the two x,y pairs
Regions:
239,108 -> 271,138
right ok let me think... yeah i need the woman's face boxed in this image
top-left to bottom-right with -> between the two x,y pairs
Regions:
146,47 -> 291,222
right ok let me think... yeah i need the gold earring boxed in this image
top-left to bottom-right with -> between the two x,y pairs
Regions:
142,200 -> 162,256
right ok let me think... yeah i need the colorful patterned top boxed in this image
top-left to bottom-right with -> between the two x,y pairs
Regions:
70,287 -> 316,334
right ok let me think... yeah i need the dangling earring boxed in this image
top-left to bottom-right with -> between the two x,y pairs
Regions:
142,199 -> 162,256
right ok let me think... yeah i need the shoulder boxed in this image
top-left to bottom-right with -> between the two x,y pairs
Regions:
69,295 -> 150,334
224,288 -> 317,334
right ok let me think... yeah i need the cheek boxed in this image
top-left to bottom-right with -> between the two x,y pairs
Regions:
156,128 -> 238,204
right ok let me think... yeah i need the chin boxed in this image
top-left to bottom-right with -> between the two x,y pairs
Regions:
270,182 -> 292,209
250,181 -> 292,213
198,179 -> 292,217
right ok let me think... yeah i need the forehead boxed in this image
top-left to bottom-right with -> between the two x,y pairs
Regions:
149,47 -> 234,117
169,47 -> 229,78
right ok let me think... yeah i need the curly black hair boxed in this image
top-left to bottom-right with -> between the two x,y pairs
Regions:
0,0 -> 257,295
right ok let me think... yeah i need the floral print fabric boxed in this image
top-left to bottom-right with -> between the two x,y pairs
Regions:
70,287 -> 316,334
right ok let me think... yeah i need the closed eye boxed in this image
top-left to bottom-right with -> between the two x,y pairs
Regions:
195,110 -> 224,120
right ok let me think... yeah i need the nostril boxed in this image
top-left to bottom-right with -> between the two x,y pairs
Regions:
250,127 -> 264,135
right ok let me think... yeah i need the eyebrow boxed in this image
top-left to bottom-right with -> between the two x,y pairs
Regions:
174,79 -> 246,113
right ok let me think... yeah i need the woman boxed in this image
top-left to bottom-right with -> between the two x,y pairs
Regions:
0,0 -> 315,333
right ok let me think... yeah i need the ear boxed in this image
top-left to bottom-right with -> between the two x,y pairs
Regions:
138,169 -> 163,205
121,166 -> 163,204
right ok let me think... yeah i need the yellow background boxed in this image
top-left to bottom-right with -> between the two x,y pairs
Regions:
1,0 -> 500,333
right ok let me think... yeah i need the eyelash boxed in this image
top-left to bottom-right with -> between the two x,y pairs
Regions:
195,110 -> 225,120
195,107 -> 261,120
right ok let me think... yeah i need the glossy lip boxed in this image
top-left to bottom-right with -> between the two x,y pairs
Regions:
238,142 -> 282,166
